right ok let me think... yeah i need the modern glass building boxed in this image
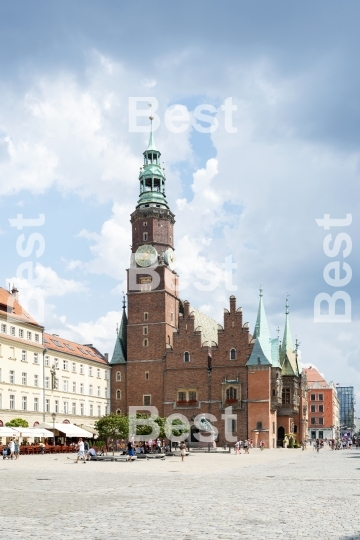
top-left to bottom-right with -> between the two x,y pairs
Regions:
336,386 -> 356,436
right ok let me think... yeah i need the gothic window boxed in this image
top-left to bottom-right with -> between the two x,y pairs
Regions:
116,409 -> 121,415
116,390 -> 121,399
230,348 -> 236,360
184,351 -> 190,363
282,388 -> 291,404
226,387 -> 237,401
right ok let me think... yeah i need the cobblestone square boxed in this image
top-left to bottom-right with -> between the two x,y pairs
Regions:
1,448 -> 360,539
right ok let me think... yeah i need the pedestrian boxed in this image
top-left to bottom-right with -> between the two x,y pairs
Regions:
234,441 -> 240,455
75,438 -> 86,463
84,440 -> 89,453
14,439 -> 19,460
244,440 -> 249,454
179,441 -> 187,462
127,440 -> 135,461
316,439 -> 320,453
8,439 -> 15,460
261,440 -> 265,451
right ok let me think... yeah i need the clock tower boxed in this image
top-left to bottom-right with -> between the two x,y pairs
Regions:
125,120 -> 179,415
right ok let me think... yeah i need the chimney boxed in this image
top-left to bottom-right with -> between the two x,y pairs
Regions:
11,285 -> 19,302
104,353 -> 109,362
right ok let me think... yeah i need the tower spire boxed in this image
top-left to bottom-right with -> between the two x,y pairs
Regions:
247,288 -> 272,366
136,115 -> 168,209
280,296 -> 299,375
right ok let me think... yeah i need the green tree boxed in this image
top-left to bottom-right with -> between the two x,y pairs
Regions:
94,414 -> 129,455
5,418 -> 29,428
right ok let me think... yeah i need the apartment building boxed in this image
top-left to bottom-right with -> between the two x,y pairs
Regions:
303,366 -> 340,440
0,287 -> 110,430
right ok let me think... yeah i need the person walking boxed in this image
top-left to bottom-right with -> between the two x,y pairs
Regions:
234,441 -> 240,455
316,439 -> 320,453
127,441 -> 135,462
14,439 -> 19,460
8,439 -> 15,460
244,440 -> 249,454
75,438 -> 86,463
179,441 -> 187,462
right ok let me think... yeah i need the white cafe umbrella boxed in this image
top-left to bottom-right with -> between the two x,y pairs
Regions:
0,427 -> 19,437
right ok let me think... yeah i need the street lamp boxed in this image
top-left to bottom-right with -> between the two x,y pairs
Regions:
52,412 -> 56,447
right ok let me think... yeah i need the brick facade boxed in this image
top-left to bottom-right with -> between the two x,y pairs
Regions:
110,134 -> 308,447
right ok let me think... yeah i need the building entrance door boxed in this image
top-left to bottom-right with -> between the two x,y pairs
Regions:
277,426 -> 285,447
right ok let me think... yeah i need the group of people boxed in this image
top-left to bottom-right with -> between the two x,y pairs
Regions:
2,438 -> 19,460
75,438 -> 97,463
313,437 -> 357,451
234,439 -> 256,453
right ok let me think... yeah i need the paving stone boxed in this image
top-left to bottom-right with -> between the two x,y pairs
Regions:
0,448 -> 360,538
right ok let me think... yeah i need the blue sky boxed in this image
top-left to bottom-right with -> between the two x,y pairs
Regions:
1,1 -> 360,411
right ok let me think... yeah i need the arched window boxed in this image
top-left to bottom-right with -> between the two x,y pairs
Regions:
116,390 -> 121,400
116,371 -> 121,382
143,338 -> 148,347
184,351 -> 190,363
226,387 -> 237,401
230,348 -> 236,360
116,409 -> 121,415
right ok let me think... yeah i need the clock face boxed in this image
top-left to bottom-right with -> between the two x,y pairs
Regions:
164,247 -> 175,270
135,244 -> 158,267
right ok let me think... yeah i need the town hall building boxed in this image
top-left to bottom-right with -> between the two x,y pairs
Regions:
110,124 -> 308,448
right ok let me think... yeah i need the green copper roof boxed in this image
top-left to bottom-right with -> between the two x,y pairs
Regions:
247,338 -> 272,366
146,129 -> 157,152
271,337 -> 281,368
247,289 -> 272,366
189,305 -> 219,346
110,307 -> 127,365
137,126 -> 169,209
280,299 -> 299,376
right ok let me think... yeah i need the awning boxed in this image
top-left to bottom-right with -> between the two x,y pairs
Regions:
75,424 -> 98,435
0,427 -> 18,437
37,422 -> 93,438
13,427 -> 54,437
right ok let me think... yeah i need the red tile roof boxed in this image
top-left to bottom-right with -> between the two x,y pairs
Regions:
44,333 -> 108,365
303,366 -> 327,387
0,288 -> 42,327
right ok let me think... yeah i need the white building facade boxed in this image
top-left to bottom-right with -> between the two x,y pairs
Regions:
0,287 -> 110,434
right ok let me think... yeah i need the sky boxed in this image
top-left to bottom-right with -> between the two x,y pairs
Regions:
0,1 -> 359,411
